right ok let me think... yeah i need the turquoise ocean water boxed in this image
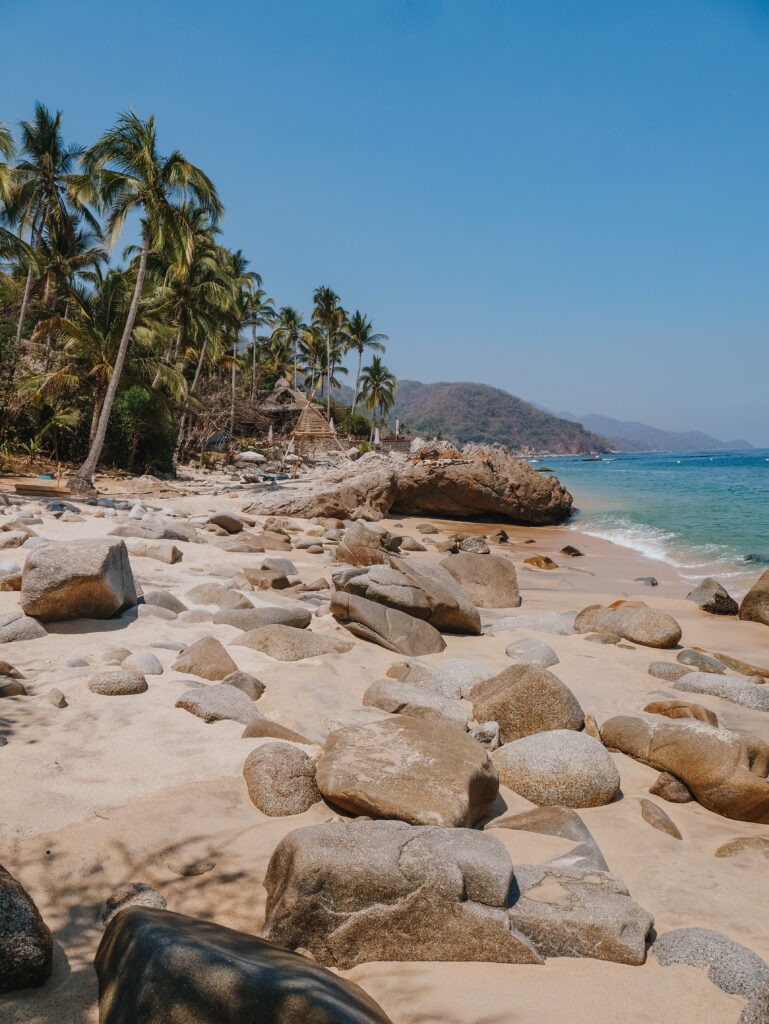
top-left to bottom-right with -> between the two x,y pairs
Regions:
533,449 -> 769,596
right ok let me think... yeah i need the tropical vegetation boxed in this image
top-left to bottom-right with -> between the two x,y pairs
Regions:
0,104 -> 398,484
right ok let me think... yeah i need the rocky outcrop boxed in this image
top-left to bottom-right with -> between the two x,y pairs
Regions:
0,865 -> 53,994
330,592 -> 446,655
739,568 -> 769,627
95,906 -> 393,1024
243,449 -> 573,525
574,601 -> 682,648
261,821 -> 542,967
20,538 -> 137,621
315,717 -> 498,827
392,449 -> 573,524
601,713 -> 769,822
469,665 -> 584,744
244,461 -> 399,522
440,552 -> 521,609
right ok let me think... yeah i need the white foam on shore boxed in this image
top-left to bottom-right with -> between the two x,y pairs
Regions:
568,515 -> 759,595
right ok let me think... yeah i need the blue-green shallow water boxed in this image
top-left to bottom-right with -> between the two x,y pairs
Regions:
532,449 -> 769,596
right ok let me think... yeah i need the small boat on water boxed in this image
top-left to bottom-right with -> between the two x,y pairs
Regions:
582,455 -> 602,462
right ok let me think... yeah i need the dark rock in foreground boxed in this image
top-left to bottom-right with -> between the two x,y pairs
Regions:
0,865 -> 53,994
95,907 -> 393,1023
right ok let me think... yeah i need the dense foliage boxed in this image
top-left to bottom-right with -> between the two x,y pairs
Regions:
0,104 -> 395,484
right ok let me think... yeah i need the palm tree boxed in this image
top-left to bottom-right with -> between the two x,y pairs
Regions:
5,104 -> 97,346
270,307 -> 307,387
312,285 -> 345,418
69,111 -> 221,491
24,268 -> 181,445
359,355 -> 397,441
298,322 -> 325,391
346,311 -> 388,412
243,286 -> 275,395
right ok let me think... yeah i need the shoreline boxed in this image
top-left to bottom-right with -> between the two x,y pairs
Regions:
1,487 -> 769,1023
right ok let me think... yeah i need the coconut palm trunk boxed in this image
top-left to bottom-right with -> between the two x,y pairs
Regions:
174,335 -> 208,464
352,346 -> 362,412
325,327 -> 331,419
70,234 -> 149,491
230,338 -> 236,436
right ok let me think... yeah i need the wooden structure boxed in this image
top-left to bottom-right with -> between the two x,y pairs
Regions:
279,387 -> 350,478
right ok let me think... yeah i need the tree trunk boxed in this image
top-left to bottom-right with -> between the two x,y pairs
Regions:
70,234 -> 150,492
352,347 -> 362,413
230,338 -> 236,437
88,388 -> 106,445
152,326 -> 182,389
174,335 -> 208,465
15,265 -> 34,345
251,326 -> 256,396
326,327 -> 331,419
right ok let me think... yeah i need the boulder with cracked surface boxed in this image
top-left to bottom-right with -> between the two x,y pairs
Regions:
261,820 -> 541,968
315,716 -> 498,827
601,713 -> 769,823
330,591 -> 446,656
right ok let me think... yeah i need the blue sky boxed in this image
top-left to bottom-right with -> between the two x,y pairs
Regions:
2,0 -> 768,443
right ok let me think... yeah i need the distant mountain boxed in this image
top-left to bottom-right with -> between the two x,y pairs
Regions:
390,381 -> 610,454
557,412 -> 753,453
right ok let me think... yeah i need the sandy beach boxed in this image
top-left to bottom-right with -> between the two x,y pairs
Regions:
2,480 -> 768,1024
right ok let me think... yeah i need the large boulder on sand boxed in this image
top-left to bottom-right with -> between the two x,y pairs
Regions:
362,678 -> 470,730
315,716 -> 498,827
261,820 -> 541,968
330,592 -> 446,655
243,742 -> 321,816
0,865 -> 53,993
739,568 -> 769,627
509,863 -> 653,966
493,730 -> 620,808
172,636 -> 238,680
333,558 -> 480,634
244,462 -> 399,522
243,448 -> 573,525
95,906 -> 393,1024
574,601 -> 682,648
232,624 -> 355,661
601,713 -> 769,822
440,552 -> 521,609
393,448 -> 573,524
468,665 -> 584,744
686,578 -> 738,616
20,538 -> 137,621
337,521 -> 395,566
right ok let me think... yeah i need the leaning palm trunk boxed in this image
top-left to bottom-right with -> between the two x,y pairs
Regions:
15,265 -> 35,345
230,339 -> 236,437
352,347 -> 362,412
88,388 -> 107,445
70,236 -> 150,492
326,328 -> 331,419
174,336 -> 208,464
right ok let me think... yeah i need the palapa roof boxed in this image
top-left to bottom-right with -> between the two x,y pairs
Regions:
260,377 -> 310,413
